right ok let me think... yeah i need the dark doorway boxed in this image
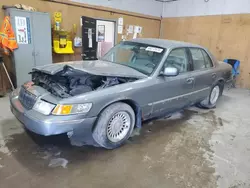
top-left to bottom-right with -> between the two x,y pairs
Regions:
81,16 -> 98,60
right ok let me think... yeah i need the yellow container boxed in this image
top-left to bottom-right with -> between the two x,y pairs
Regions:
53,30 -> 74,54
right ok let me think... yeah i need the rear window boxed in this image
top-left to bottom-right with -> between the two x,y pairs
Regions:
190,48 -> 213,70
201,50 -> 213,68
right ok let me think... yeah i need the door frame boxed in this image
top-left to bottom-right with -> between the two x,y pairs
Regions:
95,18 -> 118,46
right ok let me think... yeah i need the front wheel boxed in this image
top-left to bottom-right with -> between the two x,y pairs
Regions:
92,102 -> 135,149
199,84 -> 222,109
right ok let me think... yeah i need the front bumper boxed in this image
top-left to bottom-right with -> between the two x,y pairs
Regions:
9,90 -> 97,136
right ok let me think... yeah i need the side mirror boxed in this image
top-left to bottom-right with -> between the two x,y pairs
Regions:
161,67 -> 179,77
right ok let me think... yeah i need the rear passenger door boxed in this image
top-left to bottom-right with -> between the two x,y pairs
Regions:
188,48 -> 215,102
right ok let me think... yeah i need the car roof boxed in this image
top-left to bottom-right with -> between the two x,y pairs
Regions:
129,38 -> 202,49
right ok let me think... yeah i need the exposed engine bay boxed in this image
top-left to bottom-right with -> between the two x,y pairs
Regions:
31,66 -> 137,98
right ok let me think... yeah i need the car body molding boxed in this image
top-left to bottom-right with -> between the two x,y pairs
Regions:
148,87 -> 210,106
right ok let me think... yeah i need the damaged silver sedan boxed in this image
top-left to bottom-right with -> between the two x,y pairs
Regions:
10,39 -> 232,149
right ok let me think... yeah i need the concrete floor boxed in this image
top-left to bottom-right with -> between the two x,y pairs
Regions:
0,89 -> 250,188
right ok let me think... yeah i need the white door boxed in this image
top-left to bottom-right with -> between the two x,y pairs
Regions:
96,20 -> 115,58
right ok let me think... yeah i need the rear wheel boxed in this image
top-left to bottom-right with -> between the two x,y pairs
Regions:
92,102 -> 135,149
199,83 -> 223,109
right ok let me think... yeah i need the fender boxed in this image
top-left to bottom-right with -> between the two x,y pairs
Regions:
97,98 -> 142,129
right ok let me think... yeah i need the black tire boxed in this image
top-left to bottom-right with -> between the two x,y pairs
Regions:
92,102 -> 135,149
198,83 -> 223,109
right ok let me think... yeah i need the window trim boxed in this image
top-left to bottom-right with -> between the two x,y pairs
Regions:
188,47 -> 214,72
159,47 -> 192,75
201,49 -> 213,68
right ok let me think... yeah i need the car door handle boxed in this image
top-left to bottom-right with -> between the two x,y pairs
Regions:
186,78 -> 194,84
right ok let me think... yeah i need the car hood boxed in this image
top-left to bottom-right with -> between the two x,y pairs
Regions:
33,60 -> 147,79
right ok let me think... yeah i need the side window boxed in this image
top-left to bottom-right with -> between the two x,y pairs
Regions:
163,48 -> 189,73
201,50 -> 213,68
190,48 -> 206,70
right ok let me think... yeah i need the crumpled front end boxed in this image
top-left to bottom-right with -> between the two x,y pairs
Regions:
31,65 -> 137,98
9,87 -> 97,137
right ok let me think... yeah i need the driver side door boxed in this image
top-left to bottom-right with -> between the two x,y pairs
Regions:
151,48 -> 195,117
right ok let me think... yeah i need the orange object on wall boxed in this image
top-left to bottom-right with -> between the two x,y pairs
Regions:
0,16 -> 18,55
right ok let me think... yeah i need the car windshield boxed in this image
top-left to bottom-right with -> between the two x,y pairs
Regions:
101,41 -> 166,76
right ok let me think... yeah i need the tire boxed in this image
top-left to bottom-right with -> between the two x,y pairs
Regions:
198,83 -> 223,109
92,102 -> 135,149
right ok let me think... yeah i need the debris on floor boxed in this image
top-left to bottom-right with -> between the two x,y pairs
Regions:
48,158 -> 68,168
130,127 -> 141,137
32,145 -> 69,168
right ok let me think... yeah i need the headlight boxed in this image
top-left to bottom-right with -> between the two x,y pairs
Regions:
52,103 -> 92,115
33,99 -> 56,115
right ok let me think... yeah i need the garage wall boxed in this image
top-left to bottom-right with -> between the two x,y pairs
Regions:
0,0 -> 161,93
71,0 -> 163,17
163,0 -> 250,17
161,0 -> 250,88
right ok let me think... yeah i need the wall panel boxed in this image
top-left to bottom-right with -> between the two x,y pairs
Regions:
162,15 -> 250,88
